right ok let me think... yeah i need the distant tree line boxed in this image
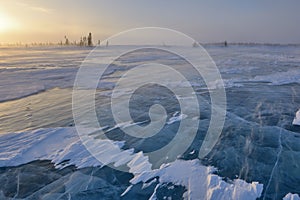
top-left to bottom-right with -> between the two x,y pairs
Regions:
2,38 -> 299,47
62,32 -> 94,47
0,32 -> 101,47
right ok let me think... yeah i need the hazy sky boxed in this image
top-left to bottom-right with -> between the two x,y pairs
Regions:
0,0 -> 300,44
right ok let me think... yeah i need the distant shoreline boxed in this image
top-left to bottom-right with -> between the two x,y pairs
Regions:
0,42 -> 300,48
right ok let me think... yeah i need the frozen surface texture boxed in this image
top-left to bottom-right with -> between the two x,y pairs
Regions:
0,45 -> 300,199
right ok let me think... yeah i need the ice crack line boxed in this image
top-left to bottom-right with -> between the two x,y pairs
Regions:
12,171 -> 20,200
263,127 -> 283,200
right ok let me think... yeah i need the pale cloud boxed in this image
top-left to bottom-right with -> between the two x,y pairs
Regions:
16,2 -> 53,14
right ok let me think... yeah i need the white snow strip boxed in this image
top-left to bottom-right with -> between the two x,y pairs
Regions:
167,112 -> 187,125
120,185 -> 133,197
252,68 -> 300,86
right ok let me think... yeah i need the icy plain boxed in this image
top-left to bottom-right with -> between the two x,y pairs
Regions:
0,45 -> 300,199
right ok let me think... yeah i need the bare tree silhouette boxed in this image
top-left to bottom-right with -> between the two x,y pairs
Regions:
88,32 -> 93,46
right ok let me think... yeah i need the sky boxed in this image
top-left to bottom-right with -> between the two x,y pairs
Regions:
0,0 -> 300,44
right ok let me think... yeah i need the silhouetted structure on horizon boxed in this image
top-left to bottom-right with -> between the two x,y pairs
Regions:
193,41 -> 199,47
88,33 -> 92,46
57,33 -> 109,47
64,36 -> 69,45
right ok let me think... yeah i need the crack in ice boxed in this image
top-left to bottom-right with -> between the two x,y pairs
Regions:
263,127 -> 283,200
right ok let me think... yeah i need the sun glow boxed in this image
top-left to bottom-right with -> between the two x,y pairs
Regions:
0,12 -> 18,33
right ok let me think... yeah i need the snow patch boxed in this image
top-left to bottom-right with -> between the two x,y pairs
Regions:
0,127 -> 153,172
283,193 -> 300,200
293,109 -> 300,126
129,159 -> 263,200
167,111 -> 187,125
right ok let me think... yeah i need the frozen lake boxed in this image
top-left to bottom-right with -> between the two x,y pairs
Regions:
0,45 -> 300,199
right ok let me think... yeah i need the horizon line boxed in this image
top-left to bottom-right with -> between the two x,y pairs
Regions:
1,42 -> 300,48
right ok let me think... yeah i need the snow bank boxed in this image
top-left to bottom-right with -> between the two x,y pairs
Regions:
0,127 -> 101,168
129,159 -> 263,200
0,127 -> 152,170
